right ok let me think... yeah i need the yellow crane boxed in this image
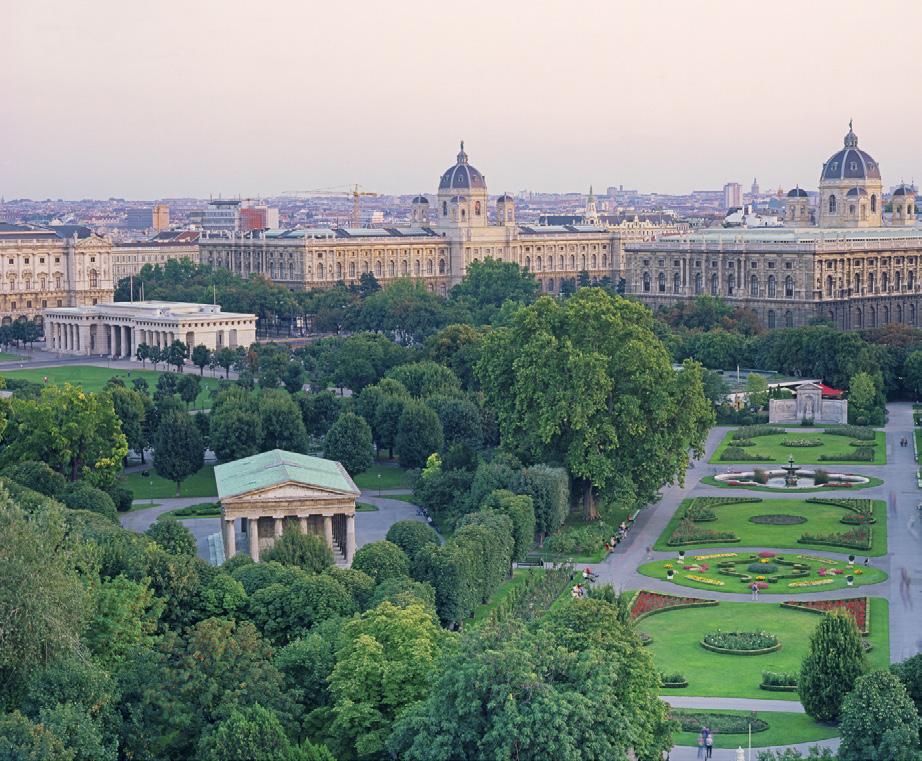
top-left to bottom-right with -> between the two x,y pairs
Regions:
281,184 -> 379,227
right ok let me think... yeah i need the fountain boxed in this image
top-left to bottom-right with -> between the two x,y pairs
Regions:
782,455 -> 799,487
714,464 -> 870,490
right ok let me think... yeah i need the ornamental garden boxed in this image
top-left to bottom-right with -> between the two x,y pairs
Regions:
711,424 -> 887,465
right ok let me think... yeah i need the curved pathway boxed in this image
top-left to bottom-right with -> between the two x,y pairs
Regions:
596,405 -> 922,758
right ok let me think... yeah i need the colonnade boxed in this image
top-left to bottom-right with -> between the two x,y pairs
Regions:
44,320 -> 189,358
223,511 -> 356,565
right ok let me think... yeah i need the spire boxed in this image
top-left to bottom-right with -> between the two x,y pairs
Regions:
457,140 -> 468,164
844,119 -> 858,148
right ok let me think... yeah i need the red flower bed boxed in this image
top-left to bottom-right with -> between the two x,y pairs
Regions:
629,590 -> 718,621
781,597 -> 870,634
758,551 -> 777,558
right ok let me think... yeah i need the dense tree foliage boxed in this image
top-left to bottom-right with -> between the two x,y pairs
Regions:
799,609 -> 867,722
153,409 -> 204,495
323,412 -> 374,475
838,670 -> 921,761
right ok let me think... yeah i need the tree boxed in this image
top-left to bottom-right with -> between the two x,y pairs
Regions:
154,409 -> 204,496
700,368 -> 730,407
891,652 -> 922,720
176,374 -> 201,408
903,349 -> 922,399
386,361 -> 461,399
799,609 -> 867,722
108,385 -> 147,461
146,516 -> 197,556
1,383 -> 128,486
148,345 -> 163,370
427,395 -> 482,451
196,704 -> 308,761
328,602 -> 451,760
449,258 -> 540,323
0,711 -> 73,760
756,750 -> 837,761
351,540 -> 411,584
746,372 -> 769,410
247,573 -> 356,644
1,459 -> 66,497
84,574 -> 162,663
509,464 -> 570,543
848,370 -> 885,425
425,323 -> 484,390
323,412 -> 374,475
385,520 -> 440,562
479,489 -> 536,561
210,404 -> 263,461
0,496 -> 86,704
135,342 -> 150,368
411,541 -> 477,628
259,390 -> 308,453
261,532 -> 333,573
165,339 -> 189,372
395,401 -> 444,469
478,289 -> 713,519
838,670 -> 921,761
191,344 -> 212,375
61,482 -> 119,523
215,346 -> 239,378
296,391 -> 342,438
37,701 -> 117,761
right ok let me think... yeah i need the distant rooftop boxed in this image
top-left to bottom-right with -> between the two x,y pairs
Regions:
215,449 -> 360,500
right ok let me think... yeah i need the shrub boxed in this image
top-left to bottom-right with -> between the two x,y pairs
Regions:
805,498 -> 874,518
146,517 -> 196,556
734,439 -> 757,447
668,519 -> 738,546
824,425 -> 875,441
748,562 -> 778,573
261,532 -> 333,573
669,710 -> 768,734
838,671 -> 922,761
385,520 -> 440,562
732,425 -> 786,439
753,468 -> 769,484
721,446 -> 772,461
543,520 -> 611,555
813,469 -> 830,485
324,412 -> 374,475
761,671 -> 799,691
749,514 -> 806,525
799,526 -> 871,550
351,540 -> 411,584
60,482 -> 118,523
702,630 -> 779,652
800,417 -> 815,427
660,672 -> 688,688
684,499 -> 716,522
799,609 -> 867,722
106,483 -> 134,513
781,439 -> 822,447
1,460 -> 66,497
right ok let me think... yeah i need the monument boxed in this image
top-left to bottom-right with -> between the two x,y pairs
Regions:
768,382 -> 847,425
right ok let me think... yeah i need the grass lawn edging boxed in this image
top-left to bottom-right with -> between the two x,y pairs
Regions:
700,640 -> 782,656
701,474 -> 883,493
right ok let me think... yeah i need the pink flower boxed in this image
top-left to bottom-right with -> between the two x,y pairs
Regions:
818,568 -> 827,576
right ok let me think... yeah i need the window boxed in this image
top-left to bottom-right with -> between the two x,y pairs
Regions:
442,202 -> 447,216
910,271 -> 915,290
784,276 -> 794,298
784,311 -> 793,328
750,274 -> 758,296
694,272 -> 702,294
658,272 -> 666,292
727,273 -> 735,295
438,258 -> 446,274
673,272 -> 680,294
869,272 -> 876,291
710,273 -> 718,295
673,259 -> 680,267
882,272 -> 889,291
474,201 -> 481,216
871,194 -> 877,213
643,272 -> 651,292
427,259 -> 434,275
854,273 -> 861,292
826,275 -> 833,297
767,310 -> 776,328
828,195 -> 837,213
767,275 -> 776,297
750,261 -> 758,269
785,261 -> 793,270
89,271 -> 98,288
348,262 -> 356,278
911,304 -> 917,325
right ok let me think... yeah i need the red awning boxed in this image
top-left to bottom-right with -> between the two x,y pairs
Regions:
819,383 -> 844,397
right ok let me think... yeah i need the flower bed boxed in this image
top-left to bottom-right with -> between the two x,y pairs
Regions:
668,519 -> 739,546
787,578 -> 835,588
701,630 -> 781,655
660,671 -> 688,688
805,497 -> 874,518
628,590 -> 718,622
781,439 -> 823,447
694,552 -> 738,560
749,514 -> 807,525
731,425 -> 787,439
721,447 -> 772,461
781,597 -> 870,634
760,671 -> 798,692
669,710 -> 769,734
823,425 -> 875,441
799,525 -> 871,551
685,574 -> 725,586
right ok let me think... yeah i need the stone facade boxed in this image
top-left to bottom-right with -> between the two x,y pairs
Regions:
769,382 -> 847,425
112,232 -> 200,281
43,300 -> 256,358
0,223 -> 113,324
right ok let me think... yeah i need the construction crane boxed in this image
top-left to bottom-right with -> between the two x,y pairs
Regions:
280,184 -> 379,227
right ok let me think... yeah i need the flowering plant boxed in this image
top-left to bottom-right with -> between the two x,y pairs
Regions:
789,578 -> 835,588
781,597 -> 869,633
694,552 -> 738,560
755,575 -> 766,581
758,551 -> 777,558
685,574 -> 725,586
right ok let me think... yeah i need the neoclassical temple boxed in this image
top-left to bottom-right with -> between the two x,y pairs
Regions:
214,449 -> 360,564
43,300 -> 256,357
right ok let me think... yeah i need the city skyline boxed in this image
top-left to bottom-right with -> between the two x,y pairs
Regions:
4,0 -> 922,199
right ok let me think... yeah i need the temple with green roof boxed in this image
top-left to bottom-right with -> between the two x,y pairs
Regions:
214,449 -> 360,564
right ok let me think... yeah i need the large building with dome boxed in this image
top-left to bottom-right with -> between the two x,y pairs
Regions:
199,143 -> 683,296
625,123 -> 922,330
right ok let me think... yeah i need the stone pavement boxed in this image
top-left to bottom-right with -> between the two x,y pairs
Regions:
595,404 -> 922,756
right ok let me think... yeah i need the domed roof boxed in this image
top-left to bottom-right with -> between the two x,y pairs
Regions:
893,184 -> 915,196
787,187 -> 809,197
449,195 -> 465,203
821,121 -> 880,181
496,193 -> 514,203
846,186 -> 868,196
412,195 -> 429,204
438,141 -> 486,191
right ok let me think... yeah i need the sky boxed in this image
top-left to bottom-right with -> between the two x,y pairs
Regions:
3,0 -> 921,200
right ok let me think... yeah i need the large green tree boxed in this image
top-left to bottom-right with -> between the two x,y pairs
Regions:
154,409 -> 204,496
799,609 -> 867,722
259,389 -> 309,453
394,401 -> 444,469
478,288 -> 713,519
323,412 -> 374,476
838,670 -> 921,761
449,258 -> 540,323
210,403 -> 263,461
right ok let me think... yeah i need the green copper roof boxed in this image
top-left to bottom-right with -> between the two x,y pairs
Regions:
214,449 -> 360,499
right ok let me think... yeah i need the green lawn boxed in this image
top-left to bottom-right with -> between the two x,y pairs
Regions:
637,598 -> 889,700
356,502 -> 380,512
916,429 -> 922,462
121,465 -> 218,499
710,429 -> 886,465
672,709 -> 839,749
653,497 -> 887,556
0,352 -> 27,362
700,474 -> 884,493
638,553 -> 887,594
471,569 -> 538,625
157,502 -> 221,520
0,365 -> 222,408
353,463 -> 412,490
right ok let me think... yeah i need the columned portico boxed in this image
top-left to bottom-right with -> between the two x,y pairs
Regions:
215,449 -> 360,566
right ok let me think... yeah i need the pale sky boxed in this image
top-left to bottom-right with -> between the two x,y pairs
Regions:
3,0 -> 921,200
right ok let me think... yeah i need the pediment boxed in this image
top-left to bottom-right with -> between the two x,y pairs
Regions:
75,234 -> 108,248
226,480 -> 355,502
796,382 -> 822,392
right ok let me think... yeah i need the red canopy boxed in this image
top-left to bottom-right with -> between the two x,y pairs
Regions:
819,383 -> 844,398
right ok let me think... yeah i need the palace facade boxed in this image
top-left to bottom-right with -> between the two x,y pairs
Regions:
199,144 -> 679,294
625,123 -> 922,329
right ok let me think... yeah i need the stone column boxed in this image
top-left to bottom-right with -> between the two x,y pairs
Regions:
299,516 -> 308,534
223,519 -> 236,559
323,514 -> 334,552
122,325 -> 131,358
248,517 -> 260,561
111,325 -> 120,357
345,513 -> 356,565
274,517 -> 284,538
78,325 -> 91,355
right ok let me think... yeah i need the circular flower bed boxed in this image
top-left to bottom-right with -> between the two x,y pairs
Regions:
757,551 -> 776,558
781,438 -> 823,447
749,514 -> 808,525
701,630 -> 781,655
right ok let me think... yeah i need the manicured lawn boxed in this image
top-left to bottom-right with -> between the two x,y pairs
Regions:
0,365 -> 222,408
638,552 -> 887,594
353,463 -> 412,490
158,502 -> 221,520
378,494 -> 416,504
710,429 -> 886,465
0,352 -> 27,362
637,597 -> 889,700
700,474 -> 884,493
671,709 -> 839,749
653,497 -> 887,556
471,569 -> 538,625
121,465 -> 218,499
356,502 -> 380,512
916,429 -> 922,461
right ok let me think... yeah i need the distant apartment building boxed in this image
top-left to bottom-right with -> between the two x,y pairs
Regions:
111,231 -> 200,282
202,200 -> 241,233
723,182 -> 743,210
239,204 -> 280,231
0,223 -> 114,324
125,203 -> 170,231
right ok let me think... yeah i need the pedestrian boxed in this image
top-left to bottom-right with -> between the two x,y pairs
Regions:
863,557 -> 870,567
705,733 -> 714,758
751,582 -> 759,600
696,732 -> 705,758
646,545 -> 653,561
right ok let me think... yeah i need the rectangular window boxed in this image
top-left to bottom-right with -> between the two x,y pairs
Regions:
751,261 -> 757,268
785,261 -> 793,269
767,261 -> 776,269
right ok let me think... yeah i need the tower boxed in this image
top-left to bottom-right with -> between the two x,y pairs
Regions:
410,195 -> 430,224
584,186 -> 600,226
784,187 -> 810,227
496,193 -> 516,226
435,141 -> 488,230
817,121 -> 883,228
891,184 -> 916,226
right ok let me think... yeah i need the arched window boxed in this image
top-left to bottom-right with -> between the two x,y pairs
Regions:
591,254 -> 597,269
909,271 -> 915,290
896,271 -> 902,290
569,255 -> 575,269
784,311 -> 793,328
784,276 -> 794,298
374,261 -> 382,277
387,261 -> 395,277
826,275 -> 833,297
349,262 -> 356,278
401,260 -> 408,275
869,306 -> 877,327
318,263 -> 325,279
882,272 -> 889,291
871,194 -> 877,213
869,271 -> 876,291
581,254 -> 587,269
536,256 -> 543,272
558,255 -> 564,270
602,253 -> 607,267
88,271 -> 98,288
461,208 -> 466,220
414,260 -> 420,275
710,273 -> 718,295
525,256 -> 531,270
897,304 -> 903,323
854,273 -> 861,293
767,310 -> 776,328
442,202 -> 447,216
547,278 -> 555,292
657,272 -> 666,292
911,304 -> 917,325
727,273 -> 735,295
750,274 -> 758,296
427,259 -> 434,275
694,272 -> 702,294
335,262 -> 342,279
474,201 -> 481,216
883,305 -> 890,324
767,275 -> 776,297
438,258 -> 446,274
673,272 -> 681,293
362,261 -> 369,274
849,204 -> 855,215
642,272 -> 651,292
855,307 -> 863,327
828,195 -> 837,213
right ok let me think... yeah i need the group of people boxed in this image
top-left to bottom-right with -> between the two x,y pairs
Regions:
570,567 -> 600,598
603,521 -> 633,554
900,436 -> 909,447
696,727 -> 715,758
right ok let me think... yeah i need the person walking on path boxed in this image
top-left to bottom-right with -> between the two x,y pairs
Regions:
750,582 -> 760,600
705,733 -> 714,758
696,733 -> 705,758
